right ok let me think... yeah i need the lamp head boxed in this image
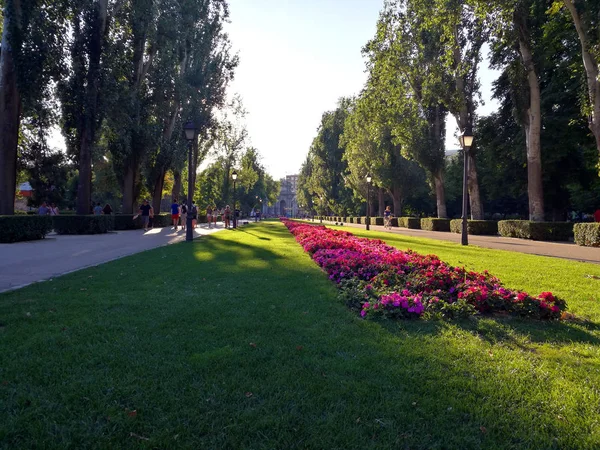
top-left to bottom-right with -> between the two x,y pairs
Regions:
232,171 -> 238,180
459,132 -> 474,148
183,121 -> 196,141
366,174 -> 372,183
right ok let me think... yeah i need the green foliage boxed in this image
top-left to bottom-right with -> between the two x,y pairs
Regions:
573,223 -> 600,247
420,218 -> 451,232
450,219 -> 499,235
370,217 -> 384,226
0,215 -> 52,243
398,217 -> 421,229
52,215 -> 114,235
498,220 -> 573,241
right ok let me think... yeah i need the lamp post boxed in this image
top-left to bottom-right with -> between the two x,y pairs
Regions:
183,121 -> 196,242
459,130 -> 474,246
366,174 -> 372,231
232,171 -> 238,229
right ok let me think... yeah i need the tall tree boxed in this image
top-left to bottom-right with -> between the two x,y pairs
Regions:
561,0 -> 600,166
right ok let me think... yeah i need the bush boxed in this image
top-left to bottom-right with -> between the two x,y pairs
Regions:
498,220 -> 573,241
420,218 -> 451,232
0,216 -> 53,243
152,213 -> 171,228
53,215 -> 114,234
574,223 -> 600,247
398,217 -> 421,229
450,219 -> 499,235
114,214 -> 143,230
390,217 -> 399,227
371,217 -> 384,226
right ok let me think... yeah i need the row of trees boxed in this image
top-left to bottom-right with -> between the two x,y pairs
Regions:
0,0 -> 255,215
298,0 -> 599,221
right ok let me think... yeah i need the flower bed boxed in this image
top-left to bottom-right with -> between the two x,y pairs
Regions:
283,220 -> 566,320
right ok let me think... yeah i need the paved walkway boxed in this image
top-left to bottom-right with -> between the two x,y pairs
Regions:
318,220 -> 600,265
0,222 -> 229,293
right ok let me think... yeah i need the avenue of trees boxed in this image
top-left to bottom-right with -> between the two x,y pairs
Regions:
298,0 -> 600,221
0,0 -> 278,215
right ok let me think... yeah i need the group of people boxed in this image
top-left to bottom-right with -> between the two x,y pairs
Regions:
206,205 -> 236,229
37,202 -> 60,216
170,200 -> 199,231
93,203 -> 113,215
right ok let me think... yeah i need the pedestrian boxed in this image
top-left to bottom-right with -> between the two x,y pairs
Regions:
206,205 -> 213,228
594,208 -> 600,223
180,201 -> 188,231
171,199 -> 181,230
138,199 -> 153,232
384,206 -> 392,229
49,203 -> 60,216
224,205 -> 231,228
191,201 -> 198,228
38,202 -> 49,215
93,202 -> 103,215
103,203 -> 113,215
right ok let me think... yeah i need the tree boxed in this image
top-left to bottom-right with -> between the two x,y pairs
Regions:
561,0 -> 600,167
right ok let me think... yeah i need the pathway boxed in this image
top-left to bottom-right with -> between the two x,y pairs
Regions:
0,222 -> 229,293
317,219 -> 600,265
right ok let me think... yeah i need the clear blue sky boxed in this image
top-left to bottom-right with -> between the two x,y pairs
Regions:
226,0 -> 500,179
226,0 -> 384,179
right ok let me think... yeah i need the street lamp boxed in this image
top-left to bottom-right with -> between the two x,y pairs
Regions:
366,174 -> 372,231
232,171 -> 238,228
459,130 -> 474,246
183,121 -> 196,242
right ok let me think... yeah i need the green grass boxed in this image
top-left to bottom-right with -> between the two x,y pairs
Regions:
1,221 -> 600,449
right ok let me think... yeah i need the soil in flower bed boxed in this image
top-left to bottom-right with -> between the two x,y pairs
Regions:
282,220 -> 566,320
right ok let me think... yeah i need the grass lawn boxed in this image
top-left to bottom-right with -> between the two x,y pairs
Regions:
1,221 -> 600,449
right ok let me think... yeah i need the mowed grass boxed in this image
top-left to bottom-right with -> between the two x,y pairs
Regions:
0,221 -> 599,449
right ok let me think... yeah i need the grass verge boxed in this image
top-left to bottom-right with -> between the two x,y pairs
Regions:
1,221 -> 599,449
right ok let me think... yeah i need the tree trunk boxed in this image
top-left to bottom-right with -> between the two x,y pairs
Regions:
0,0 -> 22,215
192,137 -> 199,197
390,187 -> 403,216
122,162 -> 137,214
76,0 -> 108,214
467,153 -> 483,220
172,170 -> 182,202
152,168 -> 166,214
433,170 -> 447,218
378,188 -> 384,216
563,0 -> 600,165
516,9 -> 544,221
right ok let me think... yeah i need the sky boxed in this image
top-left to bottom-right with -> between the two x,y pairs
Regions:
225,0 -> 500,179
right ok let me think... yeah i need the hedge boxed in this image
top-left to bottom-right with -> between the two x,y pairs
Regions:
420,218 -> 451,232
398,217 -> 421,229
356,217 -> 362,224
574,223 -> 600,247
371,217 -> 384,226
498,220 -> 573,241
390,217 -> 399,227
0,216 -> 53,243
52,215 -> 114,234
450,219 -> 499,235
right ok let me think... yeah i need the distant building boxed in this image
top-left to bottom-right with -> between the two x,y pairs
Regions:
265,174 -> 299,217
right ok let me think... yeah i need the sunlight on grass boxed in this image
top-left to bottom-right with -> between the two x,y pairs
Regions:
1,221 -> 599,449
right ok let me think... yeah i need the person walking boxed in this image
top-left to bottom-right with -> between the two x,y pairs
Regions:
206,205 -> 213,228
171,199 -> 181,230
49,203 -> 60,216
93,203 -> 103,215
384,206 -> 392,230
103,203 -> 113,215
180,201 -> 188,231
191,201 -> 198,228
38,202 -> 49,215
138,199 -> 154,232
224,205 -> 231,228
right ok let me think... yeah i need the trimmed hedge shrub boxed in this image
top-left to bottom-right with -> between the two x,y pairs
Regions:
398,217 -> 421,229
420,218 -> 451,232
114,214 -> 143,230
371,217 -> 384,226
498,220 -> 573,241
450,219 -> 499,235
53,215 -> 114,234
152,213 -> 171,228
0,215 -> 53,243
356,217 -> 362,224
390,217 -> 399,227
574,223 -> 600,247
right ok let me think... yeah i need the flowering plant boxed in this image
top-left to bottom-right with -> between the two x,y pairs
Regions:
283,220 -> 566,320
